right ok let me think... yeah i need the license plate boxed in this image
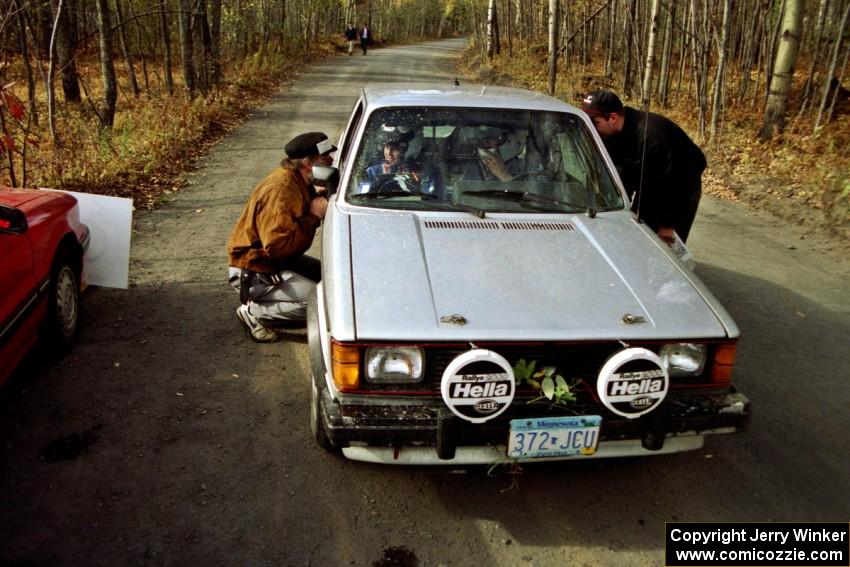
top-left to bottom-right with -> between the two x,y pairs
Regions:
507,415 -> 602,459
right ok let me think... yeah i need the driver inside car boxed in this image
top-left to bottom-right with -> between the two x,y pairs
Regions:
366,133 -> 415,179
363,128 -> 445,198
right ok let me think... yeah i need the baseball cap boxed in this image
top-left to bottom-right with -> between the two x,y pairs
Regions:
285,132 -> 337,159
581,90 -> 624,115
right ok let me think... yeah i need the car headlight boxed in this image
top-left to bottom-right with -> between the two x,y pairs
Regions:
364,347 -> 424,384
659,343 -> 707,377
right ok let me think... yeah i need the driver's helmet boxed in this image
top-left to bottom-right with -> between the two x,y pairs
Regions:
461,125 -> 524,162
378,124 -> 420,159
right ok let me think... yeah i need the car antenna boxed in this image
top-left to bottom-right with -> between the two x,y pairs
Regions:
635,96 -> 651,225
453,37 -> 461,87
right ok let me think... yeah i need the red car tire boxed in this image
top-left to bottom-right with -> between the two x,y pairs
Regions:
42,245 -> 81,353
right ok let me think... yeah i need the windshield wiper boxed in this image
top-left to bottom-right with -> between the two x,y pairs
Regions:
461,189 -> 526,200
521,192 -> 584,212
425,203 -> 486,219
352,191 -> 485,218
351,190 -> 439,201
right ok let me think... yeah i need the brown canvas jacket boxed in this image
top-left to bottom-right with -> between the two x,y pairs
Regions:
227,166 -> 321,273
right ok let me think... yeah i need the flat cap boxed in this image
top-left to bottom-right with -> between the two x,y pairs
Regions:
284,132 -> 337,159
581,90 -> 624,115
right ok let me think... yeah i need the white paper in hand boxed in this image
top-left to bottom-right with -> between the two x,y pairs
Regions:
669,231 -> 696,270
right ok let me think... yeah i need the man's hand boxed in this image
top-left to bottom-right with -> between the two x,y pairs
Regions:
479,148 -> 512,181
309,196 -> 329,219
657,226 -> 676,245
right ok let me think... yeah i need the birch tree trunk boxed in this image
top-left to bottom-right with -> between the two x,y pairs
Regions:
95,0 -> 117,129
128,1 -> 150,93
710,0 -> 732,141
657,2 -> 675,106
641,0 -> 660,109
800,0 -> 829,110
815,1 -> 850,130
47,0 -> 63,141
54,0 -> 81,103
622,0 -> 638,96
160,0 -> 174,95
760,0 -> 803,139
486,0 -> 497,59
548,0 -> 558,95
210,0 -> 222,85
177,0 -> 195,96
15,0 -> 39,124
114,0 -> 140,97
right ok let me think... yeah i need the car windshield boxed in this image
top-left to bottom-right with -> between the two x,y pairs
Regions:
345,106 -> 624,214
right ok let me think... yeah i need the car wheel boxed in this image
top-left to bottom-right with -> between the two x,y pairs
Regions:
307,287 -> 334,451
310,379 -> 333,451
43,247 -> 81,352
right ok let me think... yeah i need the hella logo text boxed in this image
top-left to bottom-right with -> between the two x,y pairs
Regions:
608,377 -> 664,396
450,381 -> 510,398
629,396 -> 654,409
474,400 -> 500,413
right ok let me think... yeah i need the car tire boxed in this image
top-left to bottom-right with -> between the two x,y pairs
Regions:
43,246 -> 81,353
310,380 -> 333,451
307,287 -> 334,451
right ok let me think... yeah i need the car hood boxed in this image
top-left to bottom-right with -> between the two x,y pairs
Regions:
348,211 -> 734,341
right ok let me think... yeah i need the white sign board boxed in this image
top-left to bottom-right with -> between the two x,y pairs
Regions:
42,189 -> 133,289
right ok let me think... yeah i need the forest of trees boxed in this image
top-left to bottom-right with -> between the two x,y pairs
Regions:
0,0 -> 847,199
471,0 -> 849,140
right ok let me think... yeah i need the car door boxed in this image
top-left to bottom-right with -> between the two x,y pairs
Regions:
0,205 -> 39,383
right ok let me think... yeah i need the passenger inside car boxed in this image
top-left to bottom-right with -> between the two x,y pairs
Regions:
461,126 -> 525,181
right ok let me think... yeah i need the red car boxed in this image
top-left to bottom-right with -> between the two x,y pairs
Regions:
0,188 -> 90,385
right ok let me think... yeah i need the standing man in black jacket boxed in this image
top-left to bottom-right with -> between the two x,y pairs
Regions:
359,23 -> 371,55
582,90 -> 706,243
344,23 -> 357,55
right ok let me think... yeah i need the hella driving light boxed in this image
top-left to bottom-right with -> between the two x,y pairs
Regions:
659,343 -> 707,377
365,347 -> 424,384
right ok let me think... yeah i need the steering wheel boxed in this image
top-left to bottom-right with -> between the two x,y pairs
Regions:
508,170 -> 553,182
370,173 -> 422,193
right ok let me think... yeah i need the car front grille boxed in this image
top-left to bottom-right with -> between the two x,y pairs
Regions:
361,342 -> 626,396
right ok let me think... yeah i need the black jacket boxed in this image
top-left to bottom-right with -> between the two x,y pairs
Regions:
602,107 -> 706,230
345,27 -> 358,41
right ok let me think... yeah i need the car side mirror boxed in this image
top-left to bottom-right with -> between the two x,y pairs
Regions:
312,166 -> 340,193
0,205 -> 28,234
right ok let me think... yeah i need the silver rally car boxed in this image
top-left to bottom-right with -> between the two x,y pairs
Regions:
308,84 -> 750,465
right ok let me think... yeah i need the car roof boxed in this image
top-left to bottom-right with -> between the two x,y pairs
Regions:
0,187 -> 61,208
360,83 -> 581,114
0,187 -> 77,212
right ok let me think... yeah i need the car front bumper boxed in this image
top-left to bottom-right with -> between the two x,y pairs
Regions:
319,387 -> 751,464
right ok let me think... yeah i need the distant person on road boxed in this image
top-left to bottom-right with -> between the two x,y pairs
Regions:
344,23 -> 357,56
360,23 -> 370,55
582,90 -> 706,243
227,132 -> 336,342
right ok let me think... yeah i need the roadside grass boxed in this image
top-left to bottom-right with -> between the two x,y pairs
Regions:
461,46 -> 850,243
1,39 -> 343,209
3,36 -> 845,241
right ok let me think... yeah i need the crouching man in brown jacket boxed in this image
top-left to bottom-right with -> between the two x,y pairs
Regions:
227,132 -> 336,342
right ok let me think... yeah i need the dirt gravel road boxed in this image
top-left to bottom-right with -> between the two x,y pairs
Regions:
2,39 -> 849,567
